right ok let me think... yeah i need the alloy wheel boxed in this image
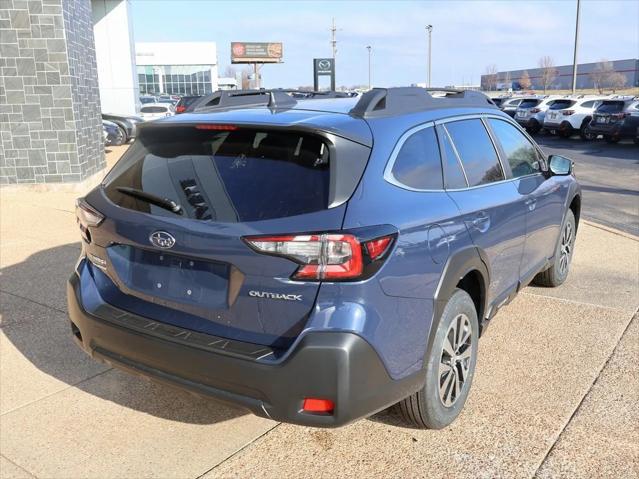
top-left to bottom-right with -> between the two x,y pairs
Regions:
558,220 -> 574,276
438,313 -> 473,407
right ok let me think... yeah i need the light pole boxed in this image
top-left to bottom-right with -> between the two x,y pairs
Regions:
571,0 -> 581,93
425,25 -> 433,87
366,46 -> 372,89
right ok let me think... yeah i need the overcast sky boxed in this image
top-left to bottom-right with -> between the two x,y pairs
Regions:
131,0 -> 639,88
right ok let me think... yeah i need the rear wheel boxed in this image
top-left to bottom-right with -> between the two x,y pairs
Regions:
526,119 -> 541,135
397,289 -> 479,429
533,209 -> 576,287
558,122 -> 573,138
579,121 -> 596,141
113,126 -> 126,146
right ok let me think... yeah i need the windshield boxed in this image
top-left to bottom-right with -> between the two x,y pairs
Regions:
104,126 -> 330,222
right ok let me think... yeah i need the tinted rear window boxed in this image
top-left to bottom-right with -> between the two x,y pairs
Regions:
519,99 -> 541,109
104,127 -> 330,222
445,119 -> 504,187
597,101 -> 625,113
141,106 -> 168,113
549,100 -> 575,110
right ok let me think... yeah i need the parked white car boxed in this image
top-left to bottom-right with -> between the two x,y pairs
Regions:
514,96 -> 560,133
140,103 -> 175,121
499,97 -> 525,118
543,97 -> 606,140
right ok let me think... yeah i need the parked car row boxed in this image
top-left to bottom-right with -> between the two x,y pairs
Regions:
492,94 -> 639,143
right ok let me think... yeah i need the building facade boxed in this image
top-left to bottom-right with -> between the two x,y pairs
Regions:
481,58 -> 639,91
1,0 -> 105,185
135,42 -> 218,96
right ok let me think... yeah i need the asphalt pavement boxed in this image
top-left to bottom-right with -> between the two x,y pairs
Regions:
536,135 -> 639,236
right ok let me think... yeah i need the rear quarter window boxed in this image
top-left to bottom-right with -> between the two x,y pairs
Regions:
390,126 -> 443,190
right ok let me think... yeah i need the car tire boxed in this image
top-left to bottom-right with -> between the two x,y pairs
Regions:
604,135 -> 619,144
113,126 -> 126,146
558,122 -> 573,138
527,119 -> 541,134
397,288 -> 479,429
533,209 -> 576,287
579,121 -> 596,141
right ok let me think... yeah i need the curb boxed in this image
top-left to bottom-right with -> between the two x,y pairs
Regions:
582,220 -> 639,241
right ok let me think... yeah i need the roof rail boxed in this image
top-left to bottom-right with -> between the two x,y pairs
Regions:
349,87 -> 496,119
192,89 -> 296,112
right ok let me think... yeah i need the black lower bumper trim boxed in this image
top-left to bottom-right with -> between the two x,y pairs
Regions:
67,274 -> 424,427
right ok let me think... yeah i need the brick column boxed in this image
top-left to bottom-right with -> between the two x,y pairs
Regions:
0,0 -> 105,185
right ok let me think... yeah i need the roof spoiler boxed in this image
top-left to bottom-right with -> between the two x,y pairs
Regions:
193,89 -> 296,112
349,87 -> 497,119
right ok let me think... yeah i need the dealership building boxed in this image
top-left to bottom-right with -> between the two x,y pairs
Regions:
481,58 -> 639,90
135,42 -> 219,96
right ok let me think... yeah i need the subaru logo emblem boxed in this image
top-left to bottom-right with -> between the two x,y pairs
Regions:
149,231 -> 175,249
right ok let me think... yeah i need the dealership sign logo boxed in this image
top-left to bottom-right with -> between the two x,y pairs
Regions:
318,59 -> 332,71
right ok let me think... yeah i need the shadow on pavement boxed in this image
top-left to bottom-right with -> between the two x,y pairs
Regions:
1,243 -> 247,425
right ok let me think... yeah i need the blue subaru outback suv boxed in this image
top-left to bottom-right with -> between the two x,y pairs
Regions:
69,88 -> 580,428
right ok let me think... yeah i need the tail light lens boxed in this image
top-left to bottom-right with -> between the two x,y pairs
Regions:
611,112 -> 629,120
562,110 -> 575,116
176,105 -> 186,113
530,108 -> 541,113
76,198 -> 104,227
245,232 -> 395,281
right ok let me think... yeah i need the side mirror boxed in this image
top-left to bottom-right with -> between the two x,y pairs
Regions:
548,155 -> 573,176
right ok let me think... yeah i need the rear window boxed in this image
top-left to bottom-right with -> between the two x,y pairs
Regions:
519,99 -> 541,109
104,127 -> 330,222
597,101 -> 625,113
549,100 -> 575,110
141,106 -> 168,113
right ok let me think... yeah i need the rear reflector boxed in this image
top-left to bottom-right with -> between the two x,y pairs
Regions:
302,398 -> 334,413
195,124 -> 238,131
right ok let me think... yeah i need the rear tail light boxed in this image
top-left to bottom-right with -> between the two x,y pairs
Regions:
176,105 -> 186,113
244,232 -> 395,281
611,112 -> 629,120
562,110 -> 575,116
76,198 -> 104,227
195,124 -> 239,131
530,108 -> 541,113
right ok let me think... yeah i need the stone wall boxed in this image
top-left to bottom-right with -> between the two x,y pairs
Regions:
0,0 -> 105,185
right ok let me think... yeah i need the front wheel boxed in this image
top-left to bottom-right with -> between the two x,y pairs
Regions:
533,209 -> 576,287
580,123 -> 596,141
397,289 -> 479,429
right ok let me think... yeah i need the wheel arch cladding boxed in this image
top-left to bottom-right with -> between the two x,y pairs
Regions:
427,247 -> 488,359
569,194 -> 581,230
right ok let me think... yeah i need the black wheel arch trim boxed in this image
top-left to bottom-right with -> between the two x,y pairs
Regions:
426,246 -> 489,362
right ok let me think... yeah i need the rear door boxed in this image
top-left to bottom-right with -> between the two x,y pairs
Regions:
86,124 -> 369,348
486,118 -> 565,282
442,117 -> 527,305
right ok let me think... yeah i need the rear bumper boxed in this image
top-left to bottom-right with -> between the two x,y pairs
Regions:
67,273 -> 423,427
587,122 -> 638,139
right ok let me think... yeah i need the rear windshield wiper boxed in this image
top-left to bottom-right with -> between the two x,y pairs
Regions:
116,187 -> 183,215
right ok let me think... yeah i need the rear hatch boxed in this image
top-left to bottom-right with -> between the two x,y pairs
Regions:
83,122 -> 371,349
592,100 -> 627,126
515,99 -> 541,118
545,99 -> 576,123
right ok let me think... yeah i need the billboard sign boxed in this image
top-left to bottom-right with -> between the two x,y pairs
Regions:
231,42 -> 283,63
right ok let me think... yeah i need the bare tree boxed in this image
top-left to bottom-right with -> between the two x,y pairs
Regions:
589,59 -> 614,93
606,72 -> 627,92
223,65 -> 237,78
538,56 -> 558,93
519,70 -> 532,90
483,64 -> 498,91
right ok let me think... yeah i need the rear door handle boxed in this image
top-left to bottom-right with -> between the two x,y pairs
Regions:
468,212 -> 490,233
525,197 -> 537,211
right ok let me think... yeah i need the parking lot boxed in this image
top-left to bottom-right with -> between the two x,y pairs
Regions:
0,139 -> 637,478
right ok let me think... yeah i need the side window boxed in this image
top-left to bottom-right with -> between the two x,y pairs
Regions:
488,119 -> 541,178
390,126 -> 443,189
581,101 -> 594,108
445,119 -> 505,187
438,127 -> 467,189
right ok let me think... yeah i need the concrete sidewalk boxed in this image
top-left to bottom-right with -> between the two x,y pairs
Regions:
0,188 -> 637,479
